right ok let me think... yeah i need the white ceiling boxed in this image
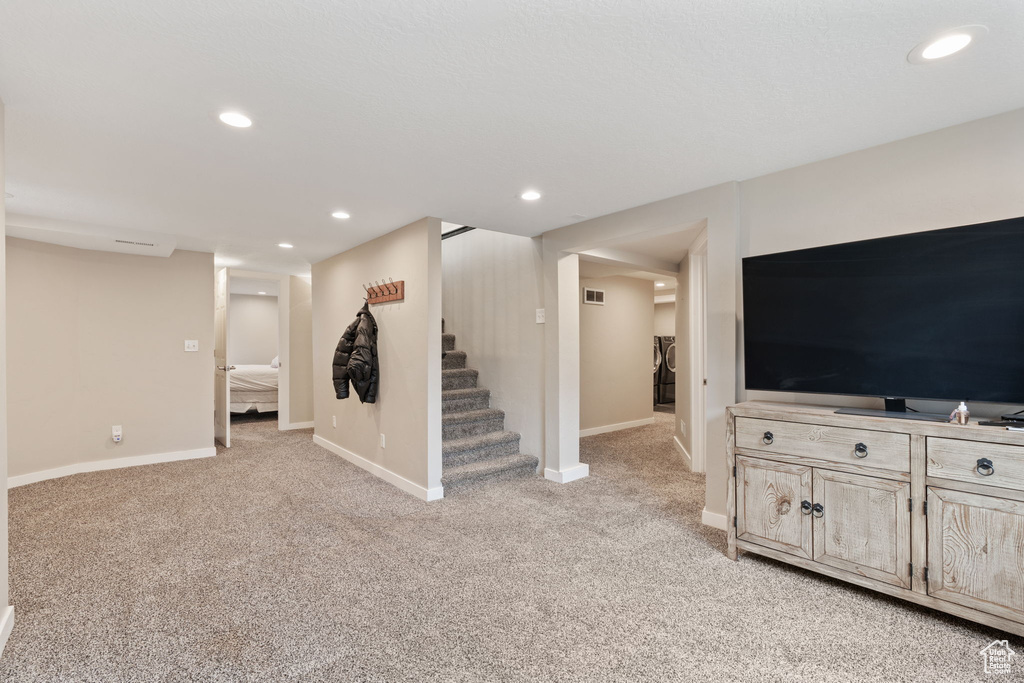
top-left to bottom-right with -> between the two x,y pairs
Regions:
230,277 -> 279,297
2,1 -> 1022,274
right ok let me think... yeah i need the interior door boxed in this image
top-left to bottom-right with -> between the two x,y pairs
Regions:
812,469 -> 911,587
214,267 -> 231,447
736,456 -> 813,559
927,487 -> 1024,623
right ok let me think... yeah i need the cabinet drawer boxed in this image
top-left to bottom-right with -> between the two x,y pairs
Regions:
735,417 -> 910,473
927,438 -> 1024,492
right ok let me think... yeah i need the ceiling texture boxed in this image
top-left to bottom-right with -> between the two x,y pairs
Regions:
1,1 -> 1022,274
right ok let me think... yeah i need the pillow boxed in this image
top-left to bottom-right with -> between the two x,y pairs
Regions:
271,355 -> 280,368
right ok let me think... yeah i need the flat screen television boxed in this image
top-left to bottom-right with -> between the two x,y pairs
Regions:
742,216 -> 1024,410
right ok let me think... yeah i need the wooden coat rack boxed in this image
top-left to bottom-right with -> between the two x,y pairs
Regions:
364,279 -> 405,305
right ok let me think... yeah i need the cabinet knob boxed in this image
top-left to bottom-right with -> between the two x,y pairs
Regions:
976,458 -> 995,477
854,442 -> 869,458
811,503 -> 824,518
801,500 -> 812,515
762,431 -> 774,446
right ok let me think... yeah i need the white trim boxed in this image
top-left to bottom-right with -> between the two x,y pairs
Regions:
8,447 -> 217,489
0,606 -> 13,659
688,230 -> 708,473
579,416 -> 655,437
280,421 -> 314,431
701,508 -> 728,530
544,463 -> 590,484
673,435 -> 692,469
313,435 -> 443,501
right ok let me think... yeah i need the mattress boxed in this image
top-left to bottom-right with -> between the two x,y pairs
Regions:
230,365 -> 278,413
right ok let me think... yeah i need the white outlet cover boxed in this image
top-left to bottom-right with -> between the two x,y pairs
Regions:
536,308 -> 546,324
184,340 -> 199,352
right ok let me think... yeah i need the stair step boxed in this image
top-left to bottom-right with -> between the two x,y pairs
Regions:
441,350 -> 467,370
442,333 -> 457,352
442,388 -> 491,414
442,368 -> 478,391
442,453 -> 539,495
443,430 -> 521,466
442,408 -> 505,441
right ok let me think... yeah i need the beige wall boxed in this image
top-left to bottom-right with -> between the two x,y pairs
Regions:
0,99 -> 9,624
6,239 -> 215,479
654,302 -> 675,336
288,276 -> 314,425
312,218 -> 442,498
580,276 -> 654,431
441,229 -> 544,461
228,294 -> 278,365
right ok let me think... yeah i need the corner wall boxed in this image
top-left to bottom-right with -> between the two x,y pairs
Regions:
288,276 -> 314,425
0,98 -> 12,654
6,239 -> 216,484
312,218 -> 443,500
441,229 -> 545,462
579,276 -> 654,433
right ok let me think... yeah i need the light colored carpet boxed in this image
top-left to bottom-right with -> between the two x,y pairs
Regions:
0,412 -> 1016,681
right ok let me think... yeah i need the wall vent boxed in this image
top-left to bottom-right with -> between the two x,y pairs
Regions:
114,239 -> 157,248
582,287 -> 605,305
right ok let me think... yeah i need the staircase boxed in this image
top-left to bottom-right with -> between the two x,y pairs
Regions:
441,331 -> 538,495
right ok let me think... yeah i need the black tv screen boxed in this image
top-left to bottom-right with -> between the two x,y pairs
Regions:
742,216 -> 1024,405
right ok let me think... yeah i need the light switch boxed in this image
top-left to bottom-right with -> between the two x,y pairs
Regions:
184,340 -> 199,352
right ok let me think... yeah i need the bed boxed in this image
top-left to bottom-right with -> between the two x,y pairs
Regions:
230,364 -> 279,413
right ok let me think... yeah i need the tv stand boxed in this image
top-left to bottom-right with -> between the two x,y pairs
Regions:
835,397 -> 950,423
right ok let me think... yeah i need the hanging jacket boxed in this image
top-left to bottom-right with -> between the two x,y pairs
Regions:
333,302 -> 379,403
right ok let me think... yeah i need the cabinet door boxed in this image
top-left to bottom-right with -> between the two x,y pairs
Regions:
927,488 -> 1024,622
736,456 -> 812,559
811,469 -> 911,587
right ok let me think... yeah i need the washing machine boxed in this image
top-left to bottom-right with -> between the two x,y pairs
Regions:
653,336 -> 663,406
658,335 -> 676,404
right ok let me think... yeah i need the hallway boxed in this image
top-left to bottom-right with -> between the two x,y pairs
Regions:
0,417 -> 1000,681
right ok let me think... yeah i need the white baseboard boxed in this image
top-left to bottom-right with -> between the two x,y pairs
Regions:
544,463 -> 590,484
579,417 -> 655,437
701,508 -> 728,530
673,435 -> 692,469
313,434 -> 443,501
0,606 -> 14,659
8,447 -> 217,489
280,421 -> 314,431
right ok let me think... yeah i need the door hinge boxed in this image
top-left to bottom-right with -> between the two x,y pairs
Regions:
733,465 -> 737,477
908,498 -> 913,512
923,500 -> 928,515
733,516 -> 738,528
909,562 -> 913,578
924,567 -> 929,582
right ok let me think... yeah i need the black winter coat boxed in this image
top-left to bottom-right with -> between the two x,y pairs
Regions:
333,302 -> 379,403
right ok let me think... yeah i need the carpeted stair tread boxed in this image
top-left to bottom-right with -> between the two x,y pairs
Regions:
442,408 -> 504,427
441,350 -> 467,369
441,453 -> 539,492
441,387 -> 491,414
442,333 -> 457,351
443,430 -> 520,454
442,368 -> 478,390
442,387 -> 490,401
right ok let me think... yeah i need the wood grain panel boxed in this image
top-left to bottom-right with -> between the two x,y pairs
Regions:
812,469 -> 911,588
927,487 -> 1024,623
736,417 -> 910,473
736,456 -> 812,559
726,409 -> 738,560
928,438 -> 1024,493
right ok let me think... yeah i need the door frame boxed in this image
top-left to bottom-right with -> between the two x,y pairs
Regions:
220,269 -> 296,431
689,230 -> 708,472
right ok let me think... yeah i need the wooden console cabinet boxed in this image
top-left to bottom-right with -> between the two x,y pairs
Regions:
726,402 -> 1024,637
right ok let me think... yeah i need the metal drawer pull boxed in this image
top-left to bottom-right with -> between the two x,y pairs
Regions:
854,442 -> 869,458
976,458 -> 995,476
801,500 -> 812,515
762,431 -> 774,445
811,503 -> 824,518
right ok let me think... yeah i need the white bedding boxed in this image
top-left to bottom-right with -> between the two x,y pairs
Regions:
230,365 -> 278,413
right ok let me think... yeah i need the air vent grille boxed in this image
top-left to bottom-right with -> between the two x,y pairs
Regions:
582,287 -> 605,305
114,239 -> 157,247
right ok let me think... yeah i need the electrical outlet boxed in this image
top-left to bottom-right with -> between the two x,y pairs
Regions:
332,416 -> 337,428
680,420 -> 687,437
536,308 -> 546,324
184,340 -> 199,352
380,433 -> 386,449
112,425 -> 123,443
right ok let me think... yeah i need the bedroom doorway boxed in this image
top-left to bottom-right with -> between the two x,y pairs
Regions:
214,268 -> 310,447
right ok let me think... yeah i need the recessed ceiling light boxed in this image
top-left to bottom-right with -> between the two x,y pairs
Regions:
656,282 -> 666,288
258,291 -> 267,295
521,190 -> 542,201
278,243 -> 294,249
908,25 -> 987,64
219,111 -> 252,128
331,210 -> 351,220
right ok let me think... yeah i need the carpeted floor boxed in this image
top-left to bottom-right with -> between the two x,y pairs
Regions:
0,412 -> 1016,681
